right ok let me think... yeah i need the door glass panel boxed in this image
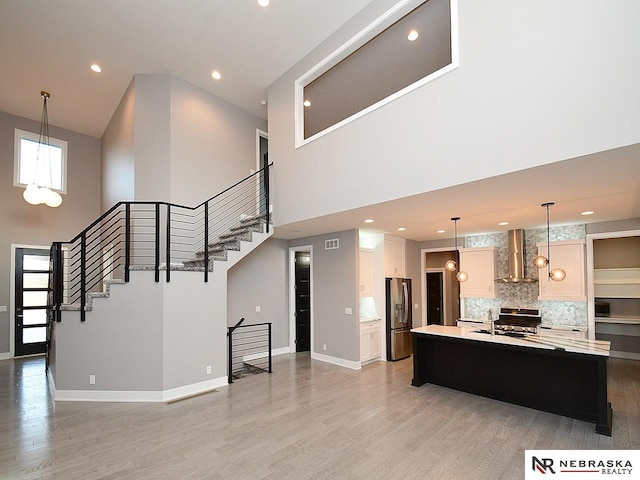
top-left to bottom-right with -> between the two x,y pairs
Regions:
23,273 -> 49,288
23,291 -> 48,307
23,255 -> 50,271
23,327 -> 46,344
23,309 -> 47,326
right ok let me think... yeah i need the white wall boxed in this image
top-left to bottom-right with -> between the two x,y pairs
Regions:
267,0 -> 640,227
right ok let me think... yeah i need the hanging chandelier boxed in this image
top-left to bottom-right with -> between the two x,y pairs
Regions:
22,91 -> 63,208
533,202 -> 566,282
444,217 -> 468,282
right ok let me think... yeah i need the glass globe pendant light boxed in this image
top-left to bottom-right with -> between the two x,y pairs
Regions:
445,217 -> 468,282
23,91 -> 63,208
533,202 -> 565,282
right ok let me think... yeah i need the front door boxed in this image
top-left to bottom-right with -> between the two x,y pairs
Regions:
295,251 -> 311,352
426,271 -> 444,325
15,248 -> 50,356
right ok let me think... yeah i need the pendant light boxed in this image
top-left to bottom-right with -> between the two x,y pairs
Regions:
444,217 -> 468,282
533,202 -> 565,282
22,91 -> 63,208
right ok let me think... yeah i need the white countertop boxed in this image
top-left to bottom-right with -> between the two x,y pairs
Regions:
411,325 -> 611,357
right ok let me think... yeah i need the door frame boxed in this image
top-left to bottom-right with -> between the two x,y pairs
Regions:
288,245 -> 314,354
425,268 -> 447,325
8,244 -> 50,359
420,247 -> 457,328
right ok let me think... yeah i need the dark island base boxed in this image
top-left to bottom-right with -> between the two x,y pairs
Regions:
411,333 -> 612,436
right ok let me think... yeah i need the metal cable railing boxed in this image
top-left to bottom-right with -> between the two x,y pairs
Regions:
49,163 -> 272,322
227,318 -> 272,384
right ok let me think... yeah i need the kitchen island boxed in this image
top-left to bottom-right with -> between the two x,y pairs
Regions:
411,325 -> 612,436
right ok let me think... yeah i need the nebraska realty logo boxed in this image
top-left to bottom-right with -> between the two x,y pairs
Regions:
525,450 -> 639,479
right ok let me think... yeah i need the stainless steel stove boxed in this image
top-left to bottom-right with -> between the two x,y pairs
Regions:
494,307 -> 541,335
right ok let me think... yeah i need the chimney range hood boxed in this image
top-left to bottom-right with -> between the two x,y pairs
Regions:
497,229 -> 538,283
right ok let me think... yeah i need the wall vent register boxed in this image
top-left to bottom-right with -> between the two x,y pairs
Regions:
325,239 -> 339,250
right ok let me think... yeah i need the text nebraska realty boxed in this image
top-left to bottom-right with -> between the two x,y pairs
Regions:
561,459 -> 632,475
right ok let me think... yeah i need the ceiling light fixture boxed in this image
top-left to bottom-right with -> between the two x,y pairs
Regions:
437,229 -> 445,234
533,202 -> 566,282
23,91 -> 63,208
499,221 -> 510,226
90,64 -> 102,73
211,70 -> 222,80
303,100 -> 311,107
407,30 -> 419,41
364,219 -> 374,223
258,0 -> 270,7
581,211 -> 595,216
397,227 -> 406,232
444,217 -> 467,282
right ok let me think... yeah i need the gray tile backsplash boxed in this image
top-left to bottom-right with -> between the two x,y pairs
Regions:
462,225 -> 587,327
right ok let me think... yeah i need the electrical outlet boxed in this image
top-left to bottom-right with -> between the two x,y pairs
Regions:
206,366 -> 212,375
323,344 -> 327,351
89,375 -> 95,385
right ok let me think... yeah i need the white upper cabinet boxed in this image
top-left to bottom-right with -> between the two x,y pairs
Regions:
359,249 -> 373,296
459,247 -> 497,298
537,240 -> 586,301
384,236 -> 405,278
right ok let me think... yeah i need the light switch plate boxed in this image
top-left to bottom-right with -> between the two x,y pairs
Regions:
345,307 -> 353,315
255,306 -> 261,312
0,306 -> 7,313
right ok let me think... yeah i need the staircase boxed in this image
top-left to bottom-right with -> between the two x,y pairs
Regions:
46,165 -> 273,402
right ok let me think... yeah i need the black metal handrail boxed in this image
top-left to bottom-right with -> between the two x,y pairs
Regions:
227,320 -> 272,384
49,163 -> 272,322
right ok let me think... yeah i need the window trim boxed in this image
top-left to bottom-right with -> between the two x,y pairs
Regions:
294,0 -> 459,148
14,128 -> 68,194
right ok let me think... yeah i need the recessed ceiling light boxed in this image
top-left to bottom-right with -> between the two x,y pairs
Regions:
258,0 -> 270,6
437,229 -> 446,234
407,30 -> 419,42
364,219 -> 374,223
303,100 -> 311,107
397,227 -> 406,232
90,64 -> 102,73
260,99 -> 267,106
581,211 -> 595,216
498,221 -> 510,226
211,70 -> 222,80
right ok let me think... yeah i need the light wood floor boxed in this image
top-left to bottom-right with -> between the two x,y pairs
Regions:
0,354 -> 638,480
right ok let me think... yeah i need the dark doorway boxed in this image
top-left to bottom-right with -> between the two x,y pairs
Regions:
294,251 -> 311,352
426,271 -> 444,325
15,248 -> 50,356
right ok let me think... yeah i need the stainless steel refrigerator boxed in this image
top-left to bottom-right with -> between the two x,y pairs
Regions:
386,277 -> 412,361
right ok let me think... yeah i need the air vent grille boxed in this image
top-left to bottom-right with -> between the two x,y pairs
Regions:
325,239 -> 339,250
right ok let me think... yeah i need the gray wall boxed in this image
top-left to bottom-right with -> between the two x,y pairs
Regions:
405,239 -> 423,327
0,110 -> 101,355
101,74 -> 267,208
290,230 -> 359,362
227,238 -> 289,349
267,0 -> 640,228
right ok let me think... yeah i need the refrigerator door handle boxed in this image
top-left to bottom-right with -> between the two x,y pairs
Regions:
402,281 -> 409,324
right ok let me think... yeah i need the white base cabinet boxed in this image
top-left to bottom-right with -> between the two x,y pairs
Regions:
360,320 -> 381,363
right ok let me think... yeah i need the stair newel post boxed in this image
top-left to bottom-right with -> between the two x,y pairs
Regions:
166,204 -> 171,283
154,203 -> 160,283
264,163 -> 270,233
204,202 -> 209,282
227,326 -> 233,384
53,242 -> 63,322
80,232 -> 87,322
268,322 -> 272,374
124,203 -> 131,283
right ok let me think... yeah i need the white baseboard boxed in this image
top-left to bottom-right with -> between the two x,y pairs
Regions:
311,351 -> 361,370
242,346 -> 291,362
54,376 -> 229,403
0,352 -> 12,361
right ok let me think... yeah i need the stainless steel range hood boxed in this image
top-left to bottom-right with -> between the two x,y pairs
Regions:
497,229 -> 537,283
